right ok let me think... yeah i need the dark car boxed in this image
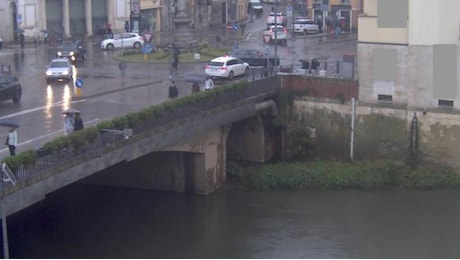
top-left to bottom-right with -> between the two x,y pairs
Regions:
0,74 -> 21,103
232,49 -> 280,68
56,40 -> 86,64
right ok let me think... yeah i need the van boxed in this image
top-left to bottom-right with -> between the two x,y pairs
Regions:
292,18 -> 319,34
248,0 -> 263,15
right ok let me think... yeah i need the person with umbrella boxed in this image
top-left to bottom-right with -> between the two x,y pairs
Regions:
73,112 -> 84,131
6,126 -> 17,156
0,119 -> 19,156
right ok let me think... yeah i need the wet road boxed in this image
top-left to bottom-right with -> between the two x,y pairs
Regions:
0,5 -> 356,158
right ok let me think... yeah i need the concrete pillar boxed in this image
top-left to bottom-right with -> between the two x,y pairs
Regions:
106,0 -> 114,30
38,0 -> 47,31
174,0 -> 191,44
85,0 -> 93,37
62,0 -> 71,38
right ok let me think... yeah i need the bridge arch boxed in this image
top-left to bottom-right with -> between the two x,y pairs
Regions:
227,114 -> 266,162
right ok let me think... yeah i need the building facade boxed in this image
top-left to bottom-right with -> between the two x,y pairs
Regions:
307,0 -> 363,32
0,0 -> 246,43
357,0 -> 460,109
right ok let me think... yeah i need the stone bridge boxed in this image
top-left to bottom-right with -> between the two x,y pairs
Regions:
0,77 -> 280,217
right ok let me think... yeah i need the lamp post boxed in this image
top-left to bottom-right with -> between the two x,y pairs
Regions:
274,1 -> 278,73
167,0 -> 175,79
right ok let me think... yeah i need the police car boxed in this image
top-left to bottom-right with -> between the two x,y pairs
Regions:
205,56 -> 250,80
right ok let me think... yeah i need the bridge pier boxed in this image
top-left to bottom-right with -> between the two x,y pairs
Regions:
83,126 -> 229,195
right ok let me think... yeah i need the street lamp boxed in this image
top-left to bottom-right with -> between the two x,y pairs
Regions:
274,0 -> 278,73
167,0 -> 175,79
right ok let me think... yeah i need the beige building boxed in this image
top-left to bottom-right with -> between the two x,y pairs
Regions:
307,0 -> 363,32
357,0 -> 460,109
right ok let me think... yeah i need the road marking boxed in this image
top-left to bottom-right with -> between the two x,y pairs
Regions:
0,99 -> 86,120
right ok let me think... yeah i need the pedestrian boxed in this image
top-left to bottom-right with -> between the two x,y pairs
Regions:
124,21 -> 130,32
19,32 -> 25,49
169,81 -> 178,100
73,113 -> 84,131
5,127 -> 17,156
64,113 -> 74,135
317,19 -> 323,34
192,82 -> 200,94
204,76 -> 214,91
240,23 -> 246,37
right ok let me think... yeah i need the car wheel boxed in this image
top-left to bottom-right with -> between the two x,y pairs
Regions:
228,71 -> 234,80
107,43 -> 114,50
133,42 -> 141,49
12,90 -> 21,103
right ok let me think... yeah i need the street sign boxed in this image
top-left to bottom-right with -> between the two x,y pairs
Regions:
75,79 -> 83,88
142,44 -> 153,54
143,33 -> 152,42
232,23 -> 239,30
263,35 -> 271,43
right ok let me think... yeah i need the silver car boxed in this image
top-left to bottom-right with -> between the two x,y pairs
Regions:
45,58 -> 73,83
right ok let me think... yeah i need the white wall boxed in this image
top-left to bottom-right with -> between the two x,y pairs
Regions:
409,0 -> 460,46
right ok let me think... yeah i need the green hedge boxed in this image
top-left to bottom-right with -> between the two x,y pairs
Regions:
237,161 -> 460,190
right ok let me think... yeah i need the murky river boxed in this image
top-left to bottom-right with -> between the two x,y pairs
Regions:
4,183 -> 460,258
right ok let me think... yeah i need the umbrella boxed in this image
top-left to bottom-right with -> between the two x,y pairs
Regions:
62,109 -> 81,115
0,118 -> 20,128
185,78 -> 204,84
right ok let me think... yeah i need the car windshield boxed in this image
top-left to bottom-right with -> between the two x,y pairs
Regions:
208,61 -> 225,67
60,42 -> 77,49
49,61 -> 69,68
0,76 -> 9,84
252,2 -> 262,7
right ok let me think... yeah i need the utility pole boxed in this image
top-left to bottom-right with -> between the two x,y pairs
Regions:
274,1 -> 278,73
167,0 -> 175,80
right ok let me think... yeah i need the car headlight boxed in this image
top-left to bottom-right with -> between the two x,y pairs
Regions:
46,71 -> 52,76
69,52 -> 74,56
62,71 -> 69,75
57,52 -> 62,56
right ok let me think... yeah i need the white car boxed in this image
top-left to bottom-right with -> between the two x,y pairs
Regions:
100,33 -> 144,50
263,25 -> 288,44
266,12 -> 287,25
205,56 -> 250,80
292,18 -> 319,34
45,58 -> 74,82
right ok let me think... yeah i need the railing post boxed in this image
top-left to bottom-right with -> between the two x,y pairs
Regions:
336,60 -> 340,75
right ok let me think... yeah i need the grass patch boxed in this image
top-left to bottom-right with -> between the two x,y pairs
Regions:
115,48 -> 230,63
234,160 -> 460,190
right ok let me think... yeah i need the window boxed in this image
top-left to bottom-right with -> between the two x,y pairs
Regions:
373,49 -> 397,81
378,95 -> 393,102
438,100 -> 454,107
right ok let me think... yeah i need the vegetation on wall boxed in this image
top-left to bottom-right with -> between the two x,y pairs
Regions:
234,160 -> 460,190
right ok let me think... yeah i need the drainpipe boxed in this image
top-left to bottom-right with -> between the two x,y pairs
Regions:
254,100 -> 278,116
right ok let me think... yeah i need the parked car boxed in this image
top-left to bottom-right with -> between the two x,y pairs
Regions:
248,0 -> 263,16
232,49 -> 279,67
205,56 -> 250,80
266,12 -> 287,25
56,40 -> 86,63
292,18 -> 319,34
45,58 -> 73,83
100,33 -> 144,50
262,0 -> 280,3
263,25 -> 288,44
0,74 -> 21,103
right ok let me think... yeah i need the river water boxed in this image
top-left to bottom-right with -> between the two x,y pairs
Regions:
5,183 -> 460,258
